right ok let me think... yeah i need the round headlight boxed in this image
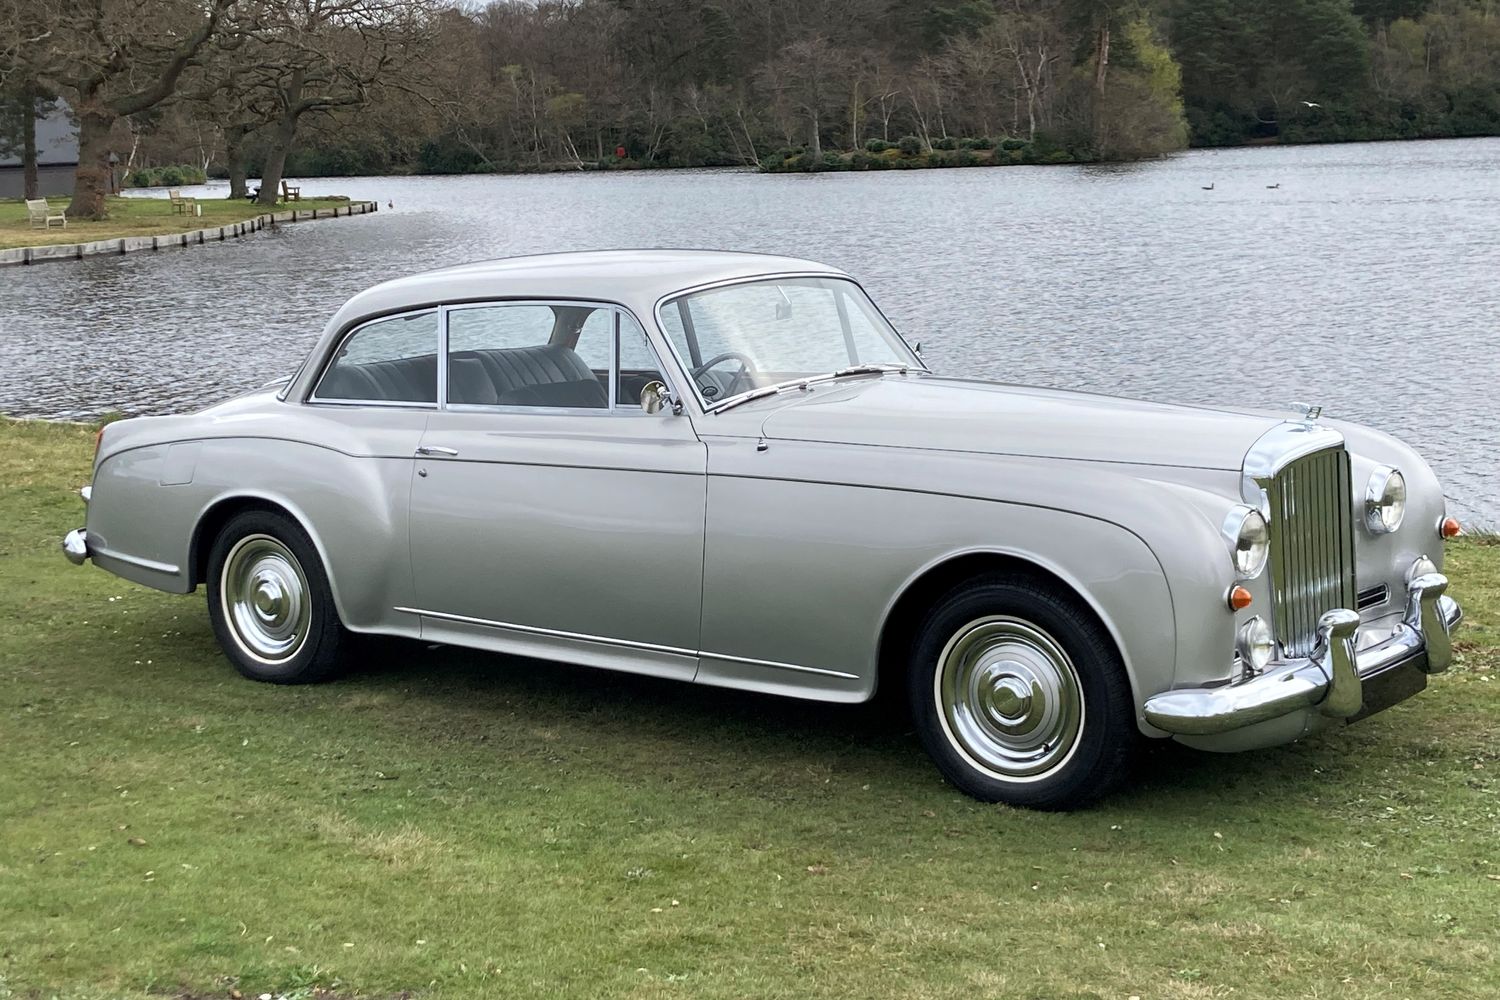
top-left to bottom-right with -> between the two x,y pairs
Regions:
1365,467 -> 1406,534
1223,506 -> 1270,579
1237,616 -> 1275,675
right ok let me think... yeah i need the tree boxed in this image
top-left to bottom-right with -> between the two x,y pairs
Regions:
243,0 -> 441,205
0,83 -> 58,199
29,0 -> 234,219
757,37 -> 852,163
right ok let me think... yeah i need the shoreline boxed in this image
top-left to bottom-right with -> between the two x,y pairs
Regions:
270,133 -> 1500,181
0,200 -> 378,268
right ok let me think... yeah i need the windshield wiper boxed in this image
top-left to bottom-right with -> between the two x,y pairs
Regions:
711,379 -> 807,414
830,363 -> 911,378
712,364 -> 917,415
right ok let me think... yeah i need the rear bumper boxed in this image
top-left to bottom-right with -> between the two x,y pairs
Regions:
62,527 -> 89,565
1144,573 -> 1460,736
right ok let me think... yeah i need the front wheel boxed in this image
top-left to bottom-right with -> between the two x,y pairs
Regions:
907,575 -> 1137,810
206,509 -> 348,684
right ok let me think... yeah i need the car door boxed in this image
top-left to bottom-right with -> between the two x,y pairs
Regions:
405,301 -> 707,681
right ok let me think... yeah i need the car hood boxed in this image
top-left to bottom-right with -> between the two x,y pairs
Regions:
754,376 -> 1285,471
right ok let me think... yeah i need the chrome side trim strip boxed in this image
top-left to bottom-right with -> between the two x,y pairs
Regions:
701,651 -> 860,680
91,545 -> 181,576
394,607 -> 859,679
395,606 -> 694,657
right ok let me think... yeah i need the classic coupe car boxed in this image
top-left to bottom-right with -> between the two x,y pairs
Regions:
63,250 -> 1464,808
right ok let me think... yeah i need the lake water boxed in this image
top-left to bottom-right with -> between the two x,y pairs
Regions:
2,139 -> 1497,525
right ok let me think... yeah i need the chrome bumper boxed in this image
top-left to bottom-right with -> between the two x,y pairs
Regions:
1144,573 -> 1461,736
62,527 -> 89,565
61,486 -> 91,566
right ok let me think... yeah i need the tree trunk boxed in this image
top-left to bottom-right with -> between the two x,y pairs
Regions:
66,109 -> 115,220
21,85 -> 39,200
256,114 -> 298,206
1092,25 -> 1111,156
808,110 -> 821,163
226,125 -> 250,200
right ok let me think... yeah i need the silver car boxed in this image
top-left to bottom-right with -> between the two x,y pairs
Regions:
62,250 -> 1464,809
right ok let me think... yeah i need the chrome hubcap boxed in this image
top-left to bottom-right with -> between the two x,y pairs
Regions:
936,616 -> 1084,780
221,534 -> 310,663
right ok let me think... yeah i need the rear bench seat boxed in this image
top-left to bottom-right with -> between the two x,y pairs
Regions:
318,344 -> 606,408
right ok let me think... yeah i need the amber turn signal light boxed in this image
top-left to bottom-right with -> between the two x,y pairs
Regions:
1227,585 -> 1254,611
1439,516 -> 1462,540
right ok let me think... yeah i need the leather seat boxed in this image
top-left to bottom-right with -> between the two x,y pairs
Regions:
320,343 -> 606,408
450,344 -> 606,408
318,353 -> 437,403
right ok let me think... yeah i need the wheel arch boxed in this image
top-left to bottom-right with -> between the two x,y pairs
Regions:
875,548 -> 1141,708
190,491 -> 353,625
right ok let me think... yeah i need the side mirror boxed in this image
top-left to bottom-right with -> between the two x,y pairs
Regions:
640,380 -> 681,415
913,340 -> 924,359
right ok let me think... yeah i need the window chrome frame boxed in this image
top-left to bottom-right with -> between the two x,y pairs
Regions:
436,298 -> 678,417
651,272 -> 926,415
306,306 -> 442,410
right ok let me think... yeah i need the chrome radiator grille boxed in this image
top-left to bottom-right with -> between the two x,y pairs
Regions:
1267,447 -> 1357,657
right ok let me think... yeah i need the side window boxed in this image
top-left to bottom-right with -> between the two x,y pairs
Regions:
617,313 -> 666,408
445,302 -> 610,409
314,311 -> 438,404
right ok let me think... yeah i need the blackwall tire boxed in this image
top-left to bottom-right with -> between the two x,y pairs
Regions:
907,574 -> 1137,810
205,509 -> 348,684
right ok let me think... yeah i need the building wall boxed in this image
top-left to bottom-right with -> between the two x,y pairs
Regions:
0,164 -> 75,200
1,102 -> 80,200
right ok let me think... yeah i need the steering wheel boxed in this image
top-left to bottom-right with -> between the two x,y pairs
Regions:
691,351 -> 758,399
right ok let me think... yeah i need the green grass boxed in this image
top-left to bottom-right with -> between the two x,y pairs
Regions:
0,196 -> 354,250
2,416 -> 1497,1000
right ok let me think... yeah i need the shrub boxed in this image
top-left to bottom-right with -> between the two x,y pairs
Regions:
821,151 -> 845,170
932,136 -> 958,150
774,146 -> 803,161
864,138 -> 895,152
897,134 -> 922,156
157,165 -> 187,186
962,137 -> 995,150
849,150 -> 874,169
1000,137 -> 1029,151
879,147 -> 903,161
128,168 -> 154,188
925,150 -> 950,167
951,148 -> 979,167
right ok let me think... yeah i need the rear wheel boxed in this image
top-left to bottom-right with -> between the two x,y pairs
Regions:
907,574 -> 1137,810
206,509 -> 348,684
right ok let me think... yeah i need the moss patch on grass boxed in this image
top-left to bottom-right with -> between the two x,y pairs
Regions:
0,195 -> 354,250
2,415 -> 1497,999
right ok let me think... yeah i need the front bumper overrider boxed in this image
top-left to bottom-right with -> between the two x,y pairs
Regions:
1144,573 -> 1460,736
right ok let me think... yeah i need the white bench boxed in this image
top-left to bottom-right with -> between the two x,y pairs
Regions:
26,198 -> 66,229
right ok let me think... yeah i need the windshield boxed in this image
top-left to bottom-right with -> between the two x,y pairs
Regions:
658,276 -> 920,407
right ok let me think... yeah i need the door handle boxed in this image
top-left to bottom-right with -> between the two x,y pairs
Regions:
415,445 -> 459,457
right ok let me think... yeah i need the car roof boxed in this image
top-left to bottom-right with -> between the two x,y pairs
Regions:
336,249 -> 848,322
287,249 -> 853,402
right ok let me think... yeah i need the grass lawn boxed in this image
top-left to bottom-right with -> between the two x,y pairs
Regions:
2,416 -> 1497,1000
0,195 -> 354,250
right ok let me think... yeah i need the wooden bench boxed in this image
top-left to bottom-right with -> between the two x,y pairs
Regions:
167,188 -> 198,215
25,198 -> 66,229
281,179 -> 301,202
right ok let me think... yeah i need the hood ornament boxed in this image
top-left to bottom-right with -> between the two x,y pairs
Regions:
1291,401 -> 1323,423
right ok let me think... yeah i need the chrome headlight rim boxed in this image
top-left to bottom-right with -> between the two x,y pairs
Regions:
1364,466 -> 1406,534
1222,505 -> 1270,580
